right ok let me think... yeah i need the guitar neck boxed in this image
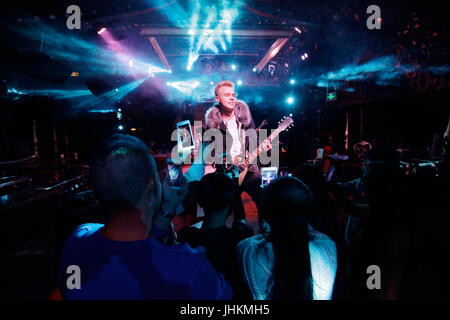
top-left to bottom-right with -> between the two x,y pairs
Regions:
247,128 -> 282,165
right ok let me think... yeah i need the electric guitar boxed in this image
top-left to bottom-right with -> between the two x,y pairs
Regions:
214,116 -> 294,186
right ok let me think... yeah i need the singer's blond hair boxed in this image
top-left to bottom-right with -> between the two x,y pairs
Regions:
214,80 -> 234,97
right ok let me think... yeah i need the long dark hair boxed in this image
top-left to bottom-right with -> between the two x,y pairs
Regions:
261,176 -> 314,300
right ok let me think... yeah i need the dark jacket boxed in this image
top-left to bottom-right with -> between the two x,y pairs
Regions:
205,100 -> 258,171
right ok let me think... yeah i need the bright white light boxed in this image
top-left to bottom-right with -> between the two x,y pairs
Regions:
289,113 -> 293,117
97,27 -> 106,35
118,125 -> 124,130
301,55 -> 306,61
294,27 -> 302,34
224,30 -> 231,35
194,81 -> 200,88
231,64 -> 236,70
237,80 -> 242,86
115,88 -> 119,92
286,96 -> 294,104
304,53 -> 308,58
166,82 -> 171,86
128,60 -> 133,67
168,70 -> 172,74
186,65 -> 191,71
210,81 -> 214,85
188,30 -> 195,35
290,79 -> 296,84
252,67 -> 257,72
206,29 -> 213,34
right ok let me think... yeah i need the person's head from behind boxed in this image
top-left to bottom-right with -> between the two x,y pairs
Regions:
261,176 -> 314,299
91,134 -> 161,229
197,172 -> 236,223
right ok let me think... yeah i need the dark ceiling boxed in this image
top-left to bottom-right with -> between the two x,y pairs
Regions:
0,0 -> 448,116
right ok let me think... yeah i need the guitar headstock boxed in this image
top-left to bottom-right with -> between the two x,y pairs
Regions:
277,116 -> 294,132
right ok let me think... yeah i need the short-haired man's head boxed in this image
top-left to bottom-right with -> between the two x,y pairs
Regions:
214,80 -> 234,97
197,172 -> 236,214
91,134 -> 157,208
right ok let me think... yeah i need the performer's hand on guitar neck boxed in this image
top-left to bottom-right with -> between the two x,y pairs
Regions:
260,137 -> 272,152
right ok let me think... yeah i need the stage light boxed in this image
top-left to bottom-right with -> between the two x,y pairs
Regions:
118,125 -> 124,130
294,27 -> 302,34
231,64 -> 236,70
166,81 -> 171,86
210,81 -> 214,85
97,27 -> 106,35
168,70 -> 172,74
194,81 -> 200,88
224,30 -> 231,35
237,80 -> 242,86
115,88 -> 119,92
286,96 -> 295,105
252,67 -> 257,72
188,30 -> 195,35
301,55 -> 306,61
130,128 -> 137,132
290,79 -> 296,85
186,65 -> 192,71
128,60 -> 133,67
304,53 -> 308,58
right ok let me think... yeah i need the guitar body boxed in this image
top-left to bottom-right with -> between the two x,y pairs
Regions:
208,116 -> 294,186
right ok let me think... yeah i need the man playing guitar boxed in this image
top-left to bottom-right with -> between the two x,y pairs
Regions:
204,80 -> 272,221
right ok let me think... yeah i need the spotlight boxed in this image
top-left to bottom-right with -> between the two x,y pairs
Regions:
128,60 -> 133,67
231,64 -> 236,70
252,67 -> 257,72
118,125 -> 124,130
237,80 -> 242,86
210,81 -> 214,85
301,55 -> 306,61
289,79 -> 296,85
115,88 -> 119,92
186,65 -> 192,71
168,70 -> 172,74
286,96 -> 295,105
304,53 -> 308,58
289,113 -> 293,117
188,30 -> 195,35
166,82 -> 171,86
294,26 -> 302,34
97,27 -> 106,35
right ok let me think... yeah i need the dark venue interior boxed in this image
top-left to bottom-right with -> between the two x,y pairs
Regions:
0,0 -> 449,301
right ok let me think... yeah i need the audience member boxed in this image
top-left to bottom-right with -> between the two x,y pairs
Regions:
236,176 -> 337,300
345,145 -> 411,299
178,172 -> 254,299
57,134 -> 232,299
292,163 -> 340,243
